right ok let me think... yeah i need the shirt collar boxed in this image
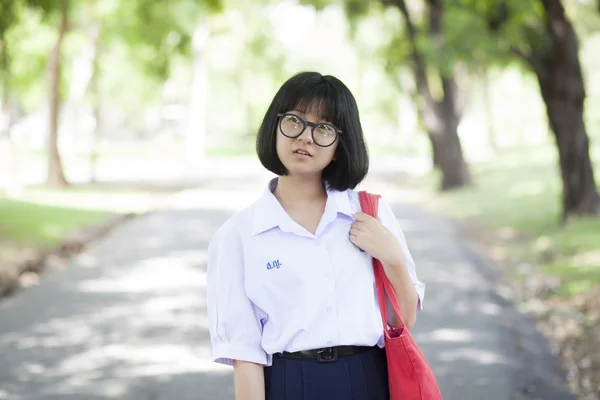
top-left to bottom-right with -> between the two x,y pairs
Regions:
251,178 -> 355,236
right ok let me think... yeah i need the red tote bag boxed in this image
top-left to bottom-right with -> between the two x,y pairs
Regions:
359,191 -> 442,400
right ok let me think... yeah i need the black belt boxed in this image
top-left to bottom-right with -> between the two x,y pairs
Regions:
276,345 -> 373,363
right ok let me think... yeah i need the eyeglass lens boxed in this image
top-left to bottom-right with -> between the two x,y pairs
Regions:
280,114 -> 337,147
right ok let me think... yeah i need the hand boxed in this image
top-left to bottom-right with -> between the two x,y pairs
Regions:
349,212 -> 406,267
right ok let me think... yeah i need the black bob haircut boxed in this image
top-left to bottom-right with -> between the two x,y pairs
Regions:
256,71 -> 369,191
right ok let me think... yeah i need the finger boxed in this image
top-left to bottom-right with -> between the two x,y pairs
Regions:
350,222 -> 363,231
349,232 -> 357,244
349,235 -> 365,252
353,212 -> 371,222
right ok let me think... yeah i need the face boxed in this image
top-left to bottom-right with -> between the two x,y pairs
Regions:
275,110 -> 340,178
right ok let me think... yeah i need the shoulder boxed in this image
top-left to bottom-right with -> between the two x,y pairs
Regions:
208,202 -> 256,251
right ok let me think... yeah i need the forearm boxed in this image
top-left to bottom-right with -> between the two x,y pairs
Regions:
382,258 -> 419,330
233,360 -> 266,400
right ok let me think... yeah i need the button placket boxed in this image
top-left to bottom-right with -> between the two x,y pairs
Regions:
315,238 -> 339,346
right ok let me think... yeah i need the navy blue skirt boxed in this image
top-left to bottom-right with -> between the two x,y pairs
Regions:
264,346 -> 389,400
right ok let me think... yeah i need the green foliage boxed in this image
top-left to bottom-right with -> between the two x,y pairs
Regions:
0,0 -> 18,38
2,8 -> 54,111
23,0 -> 57,12
299,0 -> 341,11
98,0 -> 223,82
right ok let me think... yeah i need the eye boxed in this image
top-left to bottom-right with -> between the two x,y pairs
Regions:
316,124 -> 335,134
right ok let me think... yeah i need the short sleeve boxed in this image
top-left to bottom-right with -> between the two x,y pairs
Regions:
206,222 -> 269,366
377,198 -> 426,311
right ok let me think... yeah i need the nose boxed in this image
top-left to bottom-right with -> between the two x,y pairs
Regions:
297,122 -> 314,144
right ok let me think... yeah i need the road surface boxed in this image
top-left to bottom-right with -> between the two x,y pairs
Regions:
0,169 -> 575,399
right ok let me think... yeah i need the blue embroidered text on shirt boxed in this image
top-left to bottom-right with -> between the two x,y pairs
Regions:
266,260 -> 283,270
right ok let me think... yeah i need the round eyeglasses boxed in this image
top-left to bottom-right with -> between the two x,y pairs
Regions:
277,113 -> 342,147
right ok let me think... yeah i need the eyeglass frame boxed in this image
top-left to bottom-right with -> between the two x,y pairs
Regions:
277,113 -> 342,148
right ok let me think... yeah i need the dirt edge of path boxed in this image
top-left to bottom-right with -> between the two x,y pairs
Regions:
0,212 -> 140,300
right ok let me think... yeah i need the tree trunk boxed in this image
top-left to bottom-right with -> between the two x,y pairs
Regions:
0,38 -> 22,195
410,90 -> 442,168
87,23 -> 102,183
438,77 -> 470,189
428,131 -> 443,169
482,71 -> 497,151
393,0 -> 470,190
534,0 -> 599,219
47,0 -> 69,188
186,23 -> 209,165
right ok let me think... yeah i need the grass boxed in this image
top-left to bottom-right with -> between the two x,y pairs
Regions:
0,198 -> 110,247
0,184 -> 177,259
410,140 -> 600,298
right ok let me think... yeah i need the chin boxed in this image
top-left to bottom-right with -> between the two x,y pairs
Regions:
283,163 -> 323,177
286,168 -> 322,178
279,154 -> 332,177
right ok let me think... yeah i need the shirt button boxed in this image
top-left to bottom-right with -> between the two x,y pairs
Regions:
326,306 -> 333,313
327,341 -> 333,346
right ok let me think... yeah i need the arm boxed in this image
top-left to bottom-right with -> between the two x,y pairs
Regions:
350,199 -> 425,330
233,361 -> 265,400
382,258 -> 419,329
377,199 -> 424,330
206,223 -> 269,399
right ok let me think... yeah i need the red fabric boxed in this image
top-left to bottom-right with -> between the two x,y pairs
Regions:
359,191 -> 443,400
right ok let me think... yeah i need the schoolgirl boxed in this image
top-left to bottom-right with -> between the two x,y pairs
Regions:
207,71 -> 425,400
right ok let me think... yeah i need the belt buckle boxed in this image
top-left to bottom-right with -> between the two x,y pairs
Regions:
316,347 -> 338,363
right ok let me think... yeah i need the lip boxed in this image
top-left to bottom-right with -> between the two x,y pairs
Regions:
292,148 -> 313,157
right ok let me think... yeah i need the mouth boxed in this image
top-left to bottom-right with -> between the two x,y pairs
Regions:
293,149 -> 312,157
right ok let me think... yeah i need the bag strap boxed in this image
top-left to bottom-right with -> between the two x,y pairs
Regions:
358,191 -> 406,331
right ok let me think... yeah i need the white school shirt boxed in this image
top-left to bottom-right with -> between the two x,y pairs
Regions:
206,178 -> 425,367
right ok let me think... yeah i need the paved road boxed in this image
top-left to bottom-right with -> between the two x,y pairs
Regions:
0,171 -> 576,400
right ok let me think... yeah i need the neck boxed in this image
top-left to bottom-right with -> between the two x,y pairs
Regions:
274,175 -> 327,206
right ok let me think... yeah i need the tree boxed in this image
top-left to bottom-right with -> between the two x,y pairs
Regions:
10,0 -> 74,187
45,0 -> 70,187
0,0 -> 23,194
534,0 -> 599,218
71,0 -> 224,176
457,0 -> 600,219
111,0 -> 223,164
303,0 -> 471,190
384,0 -> 470,190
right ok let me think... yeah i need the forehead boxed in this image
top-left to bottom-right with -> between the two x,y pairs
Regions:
288,97 -> 336,124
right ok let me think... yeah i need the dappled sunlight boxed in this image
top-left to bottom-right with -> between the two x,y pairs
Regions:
0,172 -> 582,398
571,250 -> 600,266
0,205 -> 236,399
39,224 -> 64,240
437,347 -> 512,365
380,193 -> 570,396
77,254 -> 208,294
417,328 -> 475,343
54,344 -> 223,376
168,186 -> 267,211
20,189 -> 166,214
1,0 -> 596,395
507,180 -> 548,198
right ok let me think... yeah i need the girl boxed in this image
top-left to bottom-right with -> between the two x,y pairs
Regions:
206,71 -> 425,400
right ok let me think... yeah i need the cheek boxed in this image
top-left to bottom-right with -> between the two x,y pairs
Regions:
275,133 -> 291,167
323,143 -> 338,162
275,132 -> 285,154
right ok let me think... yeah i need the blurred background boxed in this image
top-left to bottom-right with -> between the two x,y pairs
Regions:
0,0 -> 599,398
